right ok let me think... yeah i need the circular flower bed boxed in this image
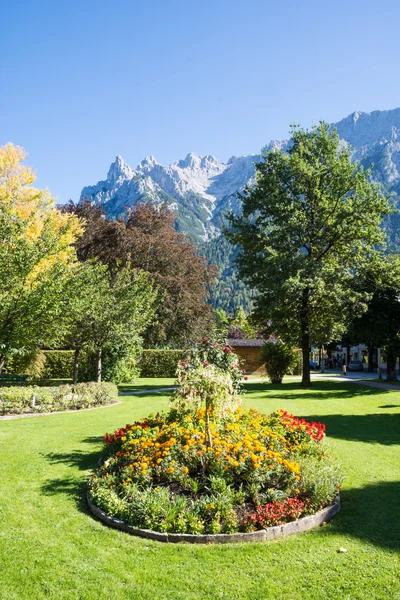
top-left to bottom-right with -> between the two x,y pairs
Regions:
89,400 -> 341,536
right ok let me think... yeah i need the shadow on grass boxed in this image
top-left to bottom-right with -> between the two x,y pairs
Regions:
40,435 -> 104,513
329,481 -> 400,551
120,390 -> 175,398
303,413 -> 400,445
244,380 -> 390,401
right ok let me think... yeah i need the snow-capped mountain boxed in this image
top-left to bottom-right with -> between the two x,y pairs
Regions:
81,150 -> 261,241
81,108 -> 400,242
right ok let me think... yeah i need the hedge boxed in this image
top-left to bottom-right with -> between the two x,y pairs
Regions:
0,382 -> 118,416
138,350 -> 185,378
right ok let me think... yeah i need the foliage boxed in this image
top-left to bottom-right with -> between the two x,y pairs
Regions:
261,341 -> 297,384
65,201 -> 216,347
227,306 -> 258,339
298,455 -> 343,512
243,497 -> 308,529
63,261 -> 158,382
290,349 -> 303,376
91,400 -> 338,535
348,255 -> 400,380
138,350 -> 185,377
214,308 -> 230,336
227,123 -> 391,385
0,144 -> 82,371
179,337 -> 246,394
199,236 -> 254,313
0,382 -> 117,415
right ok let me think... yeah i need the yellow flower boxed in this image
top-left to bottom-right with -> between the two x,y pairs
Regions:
182,467 -> 189,474
167,467 -> 174,474
121,436 -> 126,441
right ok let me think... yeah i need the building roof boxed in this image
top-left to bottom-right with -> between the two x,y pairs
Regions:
227,338 -> 265,348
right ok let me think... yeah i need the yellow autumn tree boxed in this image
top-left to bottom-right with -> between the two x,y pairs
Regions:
0,143 -> 82,372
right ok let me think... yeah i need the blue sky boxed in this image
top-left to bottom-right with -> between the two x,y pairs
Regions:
1,0 -> 400,202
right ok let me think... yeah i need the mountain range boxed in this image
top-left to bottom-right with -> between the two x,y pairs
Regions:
80,107 -> 400,311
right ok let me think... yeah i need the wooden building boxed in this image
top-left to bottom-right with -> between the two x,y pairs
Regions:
227,338 -> 266,374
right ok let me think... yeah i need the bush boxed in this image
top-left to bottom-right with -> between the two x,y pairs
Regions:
261,341 -> 297,384
41,350 -> 75,379
290,349 -> 303,376
91,403 -> 340,535
0,382 -> 118,415
138,350 -> 185,377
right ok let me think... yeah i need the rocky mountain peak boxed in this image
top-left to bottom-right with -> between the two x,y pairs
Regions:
107,155 -> 134,183
139,155 -> 160,170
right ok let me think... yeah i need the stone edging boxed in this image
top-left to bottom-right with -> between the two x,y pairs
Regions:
0,400 -> 121,421
87,491 -> 340,544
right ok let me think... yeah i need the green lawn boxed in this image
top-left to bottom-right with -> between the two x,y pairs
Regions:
0,380 -> 399,599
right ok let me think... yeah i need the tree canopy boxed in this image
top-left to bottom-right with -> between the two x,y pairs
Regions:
0,144 -> 82,371
65,201 -> 216,347
227,123 -> 391,385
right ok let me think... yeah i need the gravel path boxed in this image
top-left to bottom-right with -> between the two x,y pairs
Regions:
313,374 -> 400,392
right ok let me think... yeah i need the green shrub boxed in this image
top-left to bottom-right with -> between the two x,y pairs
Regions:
41,350 -> 75,379
0,382 -> 118,415
261,341 -> 297,384
290,349 -> 303,376
138,350 -> 184,377
299,455 -> 343,511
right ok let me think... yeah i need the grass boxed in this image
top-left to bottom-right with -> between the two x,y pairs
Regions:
0,380 -> 399,599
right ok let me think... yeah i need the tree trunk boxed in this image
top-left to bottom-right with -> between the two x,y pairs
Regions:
301,289 -> 311,386
73,347 -> 80,385
96,348 -> 102,383
386,346 -> 398,381
205,407 -> 213,448
367,346 -> 374,373
0,356 -> 5,374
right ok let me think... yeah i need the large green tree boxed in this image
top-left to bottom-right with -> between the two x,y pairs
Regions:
64,261 -> 158,382
227,123 -> 391,385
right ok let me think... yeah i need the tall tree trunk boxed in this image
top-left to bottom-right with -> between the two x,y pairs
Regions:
386,346 -> 398,381
96,348 -> 102,383
0,356 -> 5,374
301,289 -> 311,386
73,347 -> 80,385
367,346 -> 374,373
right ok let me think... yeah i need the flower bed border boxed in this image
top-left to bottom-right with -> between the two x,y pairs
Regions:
87,491 -> 340,544
0,400 -> 121,420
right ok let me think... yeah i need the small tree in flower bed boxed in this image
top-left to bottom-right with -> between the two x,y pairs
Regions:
173,364 -> 240,448
90,375 -> 341,534
179,337 -> 246,394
